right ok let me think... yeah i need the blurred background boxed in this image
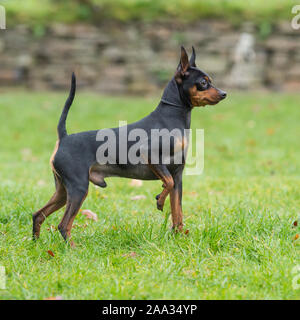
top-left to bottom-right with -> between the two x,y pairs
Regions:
1,0 -> 300,94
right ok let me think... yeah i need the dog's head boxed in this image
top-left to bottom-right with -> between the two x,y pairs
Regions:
175,46 -> 227,107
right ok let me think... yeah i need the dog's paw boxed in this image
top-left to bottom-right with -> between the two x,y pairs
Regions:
171,223 -> 184,233
156,198 -> 164,211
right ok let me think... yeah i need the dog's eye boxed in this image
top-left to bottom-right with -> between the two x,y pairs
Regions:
200,79 -> 207,87
196,79 -> 207,91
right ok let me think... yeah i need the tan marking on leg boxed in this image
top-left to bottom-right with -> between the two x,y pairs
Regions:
156,175 -> 174,210
50,140 -> 60,177
32,176 -> 66,239
148,164 -> 174,211
170,188 -> 183,231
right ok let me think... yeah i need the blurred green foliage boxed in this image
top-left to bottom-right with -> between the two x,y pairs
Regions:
3,0 -> 298,26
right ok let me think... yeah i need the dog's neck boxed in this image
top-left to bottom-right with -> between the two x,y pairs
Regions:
160,78 -> 192,109
156,78 -> 192,129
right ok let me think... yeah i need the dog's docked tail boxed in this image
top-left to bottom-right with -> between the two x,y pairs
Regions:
57,72 -> 76,140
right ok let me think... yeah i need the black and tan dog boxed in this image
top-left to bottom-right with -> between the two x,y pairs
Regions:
32,46 -> 226,246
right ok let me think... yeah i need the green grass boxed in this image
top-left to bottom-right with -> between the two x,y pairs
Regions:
4,0 -> 298,27
0,89 -> 299,299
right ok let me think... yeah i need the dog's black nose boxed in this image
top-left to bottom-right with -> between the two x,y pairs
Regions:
219,90 -> 227,99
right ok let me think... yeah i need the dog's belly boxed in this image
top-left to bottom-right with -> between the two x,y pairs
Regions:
89,163 -> 159,182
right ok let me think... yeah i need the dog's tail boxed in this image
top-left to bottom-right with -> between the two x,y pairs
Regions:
57,72 -> 76,140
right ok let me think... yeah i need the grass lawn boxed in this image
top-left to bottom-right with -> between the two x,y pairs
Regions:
0,89 -> 299,299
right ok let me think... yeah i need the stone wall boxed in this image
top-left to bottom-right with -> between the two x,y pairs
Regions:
0,21 -> 299,93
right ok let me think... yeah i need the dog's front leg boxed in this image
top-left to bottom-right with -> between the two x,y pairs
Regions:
170,167 -> 184,231
147,164 -> 174,211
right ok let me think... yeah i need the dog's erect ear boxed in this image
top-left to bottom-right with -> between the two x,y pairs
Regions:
189,46 -> 196,67
175,46 -> 190,84
180,46 -> 190,73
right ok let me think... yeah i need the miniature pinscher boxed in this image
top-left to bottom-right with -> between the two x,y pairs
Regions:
32,46 -> 227,246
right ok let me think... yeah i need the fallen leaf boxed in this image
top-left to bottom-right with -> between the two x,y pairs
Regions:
44,296 -> 63,300
42,101 -> 52,110
246,139 -> 256,147
47,250 -> 55,257
21,148 -> 32,157
247,120 -> 256,128
293,234 -> 299,241
130,195 -> 146,200
70,241 -> 76,248
268,103 -> 277,110
47,225 -> 57,232
37,180 -> 46,186
252,105 -> 261,113
130,179 -> 143,187
212,114 -> 226,121
293,221 -> 298,227
73,223 -> 88,229
20,148 -> 37,162
184,191 -> 199,197
208,190 -> 223,195
183,269 -> 197,277
81,209 -> 98,221
266,128 -> 275,135
122,252 -> 137,258
216,145 -> 228,153
184,229 -> 190,235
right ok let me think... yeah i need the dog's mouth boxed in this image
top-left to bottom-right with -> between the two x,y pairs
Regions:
203,98 -> 220,105
197,96 -> 223,106
206,92 -> 227,105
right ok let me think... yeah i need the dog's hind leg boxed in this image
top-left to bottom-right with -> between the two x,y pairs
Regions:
57,179 -> 89,247
32,175 -> 67,239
